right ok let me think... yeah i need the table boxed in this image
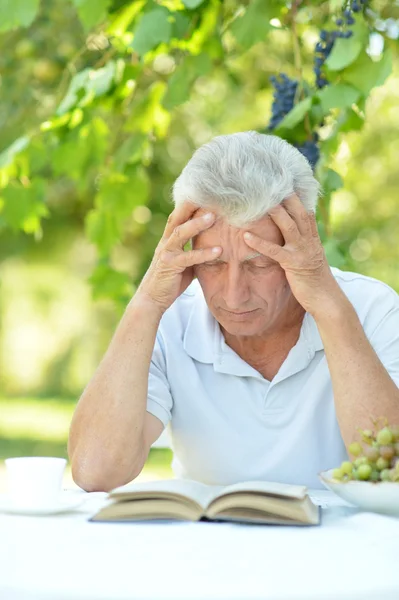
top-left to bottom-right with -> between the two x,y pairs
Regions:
1,489 -> 399,600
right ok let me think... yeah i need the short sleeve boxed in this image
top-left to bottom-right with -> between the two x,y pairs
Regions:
146,331 -> 173,428
367,287 -> 399,387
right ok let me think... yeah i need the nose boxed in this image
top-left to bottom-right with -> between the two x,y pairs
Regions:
222,264 -> 251,311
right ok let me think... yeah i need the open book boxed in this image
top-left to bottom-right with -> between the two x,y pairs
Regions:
90,478 -> 320,525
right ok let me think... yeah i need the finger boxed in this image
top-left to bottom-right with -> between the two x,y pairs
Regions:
268,203 -> 301,244
167,212 -> 216,250
243,232 -> 288,264
309,212 -> 320,238
174,246 -> 222,268
282,194 -> 311,237
164,201 -> 199,239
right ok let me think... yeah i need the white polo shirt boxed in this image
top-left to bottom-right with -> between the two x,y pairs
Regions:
146,267 -> 399,489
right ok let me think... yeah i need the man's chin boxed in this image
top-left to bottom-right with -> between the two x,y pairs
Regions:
216,313 -> 263,336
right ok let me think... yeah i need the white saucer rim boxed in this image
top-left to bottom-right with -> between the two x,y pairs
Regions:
0,496 -> 85,515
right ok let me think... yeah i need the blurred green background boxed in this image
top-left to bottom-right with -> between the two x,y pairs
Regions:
0,0 -> 398,490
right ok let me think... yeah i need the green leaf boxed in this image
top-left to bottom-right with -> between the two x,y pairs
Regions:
171,12 -> 192,38
325,38 -> 363,71
85,209 -> 123,256
162,53 -> 212,110
230,0 -> 275,50
321,168 -> 343,194
52,118 -> 109,179
0,0 -> 40,31
71,0 -> 110,31
131,8 -> 172,56
276,97 -> 312,130
182,0 -> 205,7
125,82 -> 170,136
337,108 -> 364,132
112,134 -> 147,171
107,0 -> 145,36
0,180 -> 49,232
88,264 -> 134,303
342,48 -> 393,95
329,0 -> 344,10
323,238 -> 346,268
86,169 -> 151,255
0,136 -> 30,168
57,62 -> 117,115
317,84 -> 361,112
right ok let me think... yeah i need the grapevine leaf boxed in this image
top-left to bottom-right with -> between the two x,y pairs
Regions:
317,84 -> 361,112
0,136 -> 30,168
230,0 -> 276,50
325,38 -> 363,71
71,0 -> 110,31
276,97 -> 312,130
342,48 -> 392,95
131,8 -> 172,56
162,54 -> 212,110
0,0 -> 40,31
57,62 -> 117,115
182,0 -> 205,8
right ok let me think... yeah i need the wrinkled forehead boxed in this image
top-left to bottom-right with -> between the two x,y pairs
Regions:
192,207 -> 283,247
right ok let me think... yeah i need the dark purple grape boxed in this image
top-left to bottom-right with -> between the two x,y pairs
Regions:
267,74 -> 298,130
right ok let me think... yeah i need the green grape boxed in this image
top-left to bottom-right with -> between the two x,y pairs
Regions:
376,427 -> 393,445
358,464 -> 372,480
352,468 -> 360,480
364,446 -> 379,462
332,468 -> 344,480
390,469 -> 399,482
379,445 -> 394,460
390,426 -> 399,442
359,429 -> 374,445
370,469 -> 380,482
376,457 -> 389,471
341,461 -> 353,475
394,442 -> 399,456
380,469 -> 391,482
391,456 -> 399,469
349,442 -> 362,456
354,456 -> 368,468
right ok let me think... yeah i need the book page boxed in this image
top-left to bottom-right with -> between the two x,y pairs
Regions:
214,480 -> 307,501
110,478 -> 224,510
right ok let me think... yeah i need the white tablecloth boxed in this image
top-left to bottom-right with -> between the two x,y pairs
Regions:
1,489 -> 399,600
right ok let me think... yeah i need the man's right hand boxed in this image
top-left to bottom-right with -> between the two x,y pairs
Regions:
135,202 -> 221,314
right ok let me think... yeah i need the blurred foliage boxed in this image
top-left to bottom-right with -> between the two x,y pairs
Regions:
0,0 -> 399,398
0,396 -> 173,479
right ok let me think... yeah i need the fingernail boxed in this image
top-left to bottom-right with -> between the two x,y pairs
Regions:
212,246 -> 221,253
203,213 -> 214,221
244,232 -> 252,239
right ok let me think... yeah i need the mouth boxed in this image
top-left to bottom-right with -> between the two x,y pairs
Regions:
221,308 -> 258,317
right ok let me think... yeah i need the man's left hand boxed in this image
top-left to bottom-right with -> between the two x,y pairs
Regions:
243,194 -> 343,316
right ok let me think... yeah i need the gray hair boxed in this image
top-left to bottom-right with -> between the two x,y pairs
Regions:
172,131 -> 322,227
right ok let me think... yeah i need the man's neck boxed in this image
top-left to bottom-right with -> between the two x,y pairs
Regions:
221,303 -> 306,372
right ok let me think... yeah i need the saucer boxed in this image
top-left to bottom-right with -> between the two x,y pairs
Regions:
0,496 -> 85,516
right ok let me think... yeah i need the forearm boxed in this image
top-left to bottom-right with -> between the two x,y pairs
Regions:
313,292 -> 399,449
68,294 -> 163,491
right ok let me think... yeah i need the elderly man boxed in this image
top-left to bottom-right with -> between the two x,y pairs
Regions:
68,131 -> 399,491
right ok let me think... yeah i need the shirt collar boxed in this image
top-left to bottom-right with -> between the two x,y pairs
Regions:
183,281 -> 324,377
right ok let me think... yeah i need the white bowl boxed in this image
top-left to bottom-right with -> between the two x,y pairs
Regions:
319,468 -> 399,516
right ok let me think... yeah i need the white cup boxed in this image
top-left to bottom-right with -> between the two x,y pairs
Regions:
5,457 -> 67,509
